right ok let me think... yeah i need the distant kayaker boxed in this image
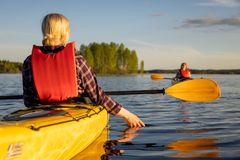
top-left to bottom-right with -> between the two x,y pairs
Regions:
175,62 -> 191,81
22,13 -> 145,128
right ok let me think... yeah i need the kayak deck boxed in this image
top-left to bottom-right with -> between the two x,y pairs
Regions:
0,104 -> 108,160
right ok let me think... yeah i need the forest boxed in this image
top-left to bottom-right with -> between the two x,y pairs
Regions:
79,42 -> 144,74
0,60 -> 22,73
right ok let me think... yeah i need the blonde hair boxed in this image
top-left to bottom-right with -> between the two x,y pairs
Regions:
42,13 -> 70,46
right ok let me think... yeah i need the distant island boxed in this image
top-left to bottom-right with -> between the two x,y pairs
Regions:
146,69 -> 240,74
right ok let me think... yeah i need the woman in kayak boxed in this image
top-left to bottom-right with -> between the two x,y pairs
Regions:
175,62 -> 191,81
22,13 -> 144,128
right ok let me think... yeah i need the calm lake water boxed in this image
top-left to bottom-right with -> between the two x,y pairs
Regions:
0,74 -> 240,159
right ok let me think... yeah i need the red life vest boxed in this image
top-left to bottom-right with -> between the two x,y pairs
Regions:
31,42 -> 78,103
180,69 -> 190,78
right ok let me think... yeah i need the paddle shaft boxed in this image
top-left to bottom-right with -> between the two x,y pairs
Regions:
105,89 -> 165,95
163,78 -> 173,80
0,95 -> 23,100
0,89 -> 165,100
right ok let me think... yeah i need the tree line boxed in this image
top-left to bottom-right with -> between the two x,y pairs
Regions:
79,42 -> 144,74
1,58 -> 239,74
0,60 -> 22,73
146,69 -> 240,74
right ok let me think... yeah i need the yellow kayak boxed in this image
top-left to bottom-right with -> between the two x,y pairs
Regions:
0,104 -> 108,160
71,127 -> 109,160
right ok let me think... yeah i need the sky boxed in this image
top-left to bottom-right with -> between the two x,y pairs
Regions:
0,0 -> 240,70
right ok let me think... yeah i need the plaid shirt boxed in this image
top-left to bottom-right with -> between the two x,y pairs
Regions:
22,46 -> 122,115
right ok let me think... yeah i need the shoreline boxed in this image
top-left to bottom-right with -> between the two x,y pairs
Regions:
145,69 -> 240,74
1,70 -> 240,75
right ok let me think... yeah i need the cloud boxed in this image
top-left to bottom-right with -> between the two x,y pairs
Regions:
198,0 -> 240,7
178,15 -> 240,28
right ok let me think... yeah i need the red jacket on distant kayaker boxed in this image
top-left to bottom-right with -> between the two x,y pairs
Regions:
175,63 -> 191,80
22,13 -> 144,127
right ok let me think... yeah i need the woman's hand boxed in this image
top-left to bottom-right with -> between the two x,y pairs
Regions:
116,107 -> 145,127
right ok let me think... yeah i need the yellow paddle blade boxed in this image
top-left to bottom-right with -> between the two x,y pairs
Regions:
165,78 -> 221,102
151,74 -> 164,80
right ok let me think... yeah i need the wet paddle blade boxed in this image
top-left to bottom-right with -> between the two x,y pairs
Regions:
165,78 -> 221,102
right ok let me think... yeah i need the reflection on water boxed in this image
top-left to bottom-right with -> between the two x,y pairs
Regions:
102,127 -> 141,159
179,101 -> 192,123
166,101 -> 220,158
102,139 -> 123,158
167,138 -> 219,158
117,127 -> 141,143
87,127 -> 220,159
71,127 -> 109,160
72,126 -> 141,160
